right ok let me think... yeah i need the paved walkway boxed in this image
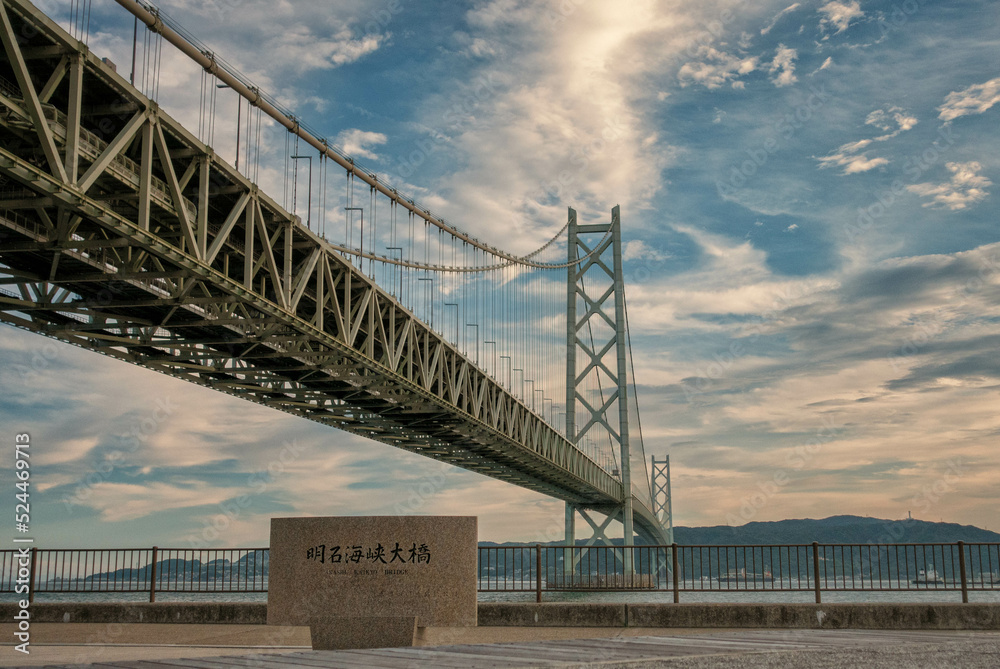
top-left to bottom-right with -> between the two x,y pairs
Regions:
3,629 -> 1000,668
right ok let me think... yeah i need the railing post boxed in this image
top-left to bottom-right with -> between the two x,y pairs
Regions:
671,543 -> 680,604
812,542 -> 821,604
535,544 -> 542,603
149,546 -> 158,603
957,541 -> 968,604
27,547 -> 37,604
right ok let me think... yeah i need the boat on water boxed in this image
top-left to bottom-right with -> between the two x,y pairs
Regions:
717,568 -> 774,583
912,567 -> 945,585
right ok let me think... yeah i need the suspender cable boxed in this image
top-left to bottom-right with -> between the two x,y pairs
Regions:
115,0 -> 584,270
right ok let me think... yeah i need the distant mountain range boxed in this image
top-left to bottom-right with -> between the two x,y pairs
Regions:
481,515 -> 1000,547
50,551 -> 268,585
674,515 -> 1000,546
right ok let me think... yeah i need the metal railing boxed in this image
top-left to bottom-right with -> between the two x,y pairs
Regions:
3,543 -> 998,603
1,547 -> 267,602
478,542 -> 1000,603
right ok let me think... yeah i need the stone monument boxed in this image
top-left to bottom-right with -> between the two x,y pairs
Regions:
267,515 -> 477,649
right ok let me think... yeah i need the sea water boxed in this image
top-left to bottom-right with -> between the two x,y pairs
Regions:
4,588 -> 998,604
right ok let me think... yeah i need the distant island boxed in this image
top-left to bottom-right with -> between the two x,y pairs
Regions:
481,515 -> 1000,547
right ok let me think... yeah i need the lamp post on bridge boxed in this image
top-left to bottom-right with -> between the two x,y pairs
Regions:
345,207 -> 364,273
465,323 -> 479,364
216,84 -> 241,171
525,379 -> 535,411
484,341 -> 496,379
387,247 -> 403,299
291,155 -> 312,230
513,368 -> 523,403
500,356 -> 511,391
444,303 -> 459,344
417,276 -> 434,329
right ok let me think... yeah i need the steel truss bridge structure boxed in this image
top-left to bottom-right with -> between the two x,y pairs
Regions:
0,0 -> 671,547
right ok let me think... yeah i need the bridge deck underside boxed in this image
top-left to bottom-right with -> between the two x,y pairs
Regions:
0,0 -> 665,541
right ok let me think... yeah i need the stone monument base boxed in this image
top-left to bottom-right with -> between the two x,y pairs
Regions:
309,616 -> 418,650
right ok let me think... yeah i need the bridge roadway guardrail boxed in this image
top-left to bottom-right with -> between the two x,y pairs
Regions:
2,543 -> 998,604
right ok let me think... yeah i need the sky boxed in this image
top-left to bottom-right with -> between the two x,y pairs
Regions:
2,0 -> 999,548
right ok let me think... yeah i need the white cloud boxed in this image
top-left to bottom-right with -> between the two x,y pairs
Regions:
813,56 -> 833,74
907,161 -> 992,210
266,27 -> 383,71
630,237 -> 1000,528
624,240 -> 670,262
938,77 -> 1000,122
761,4 -> 801,35
397,1 -> 687,252
816,148 -> 888,175
767,44 -> 798,87
679,46 -> 758,90
865,106 -> 918,139
467,37 -> 502,59
818,1 -> 864,34
817,105 -> 916,174
624,225 -> 836,333
165,0 -> 388,73
84,481 -> 245,522
335,129 -> 389,161
33,437 -> 100,466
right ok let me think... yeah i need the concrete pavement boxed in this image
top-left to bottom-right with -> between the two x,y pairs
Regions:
2,626 -> 1000,668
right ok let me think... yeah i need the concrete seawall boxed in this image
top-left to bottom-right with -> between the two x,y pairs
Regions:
480,602 -> 1000,629
4,602 -> 999,629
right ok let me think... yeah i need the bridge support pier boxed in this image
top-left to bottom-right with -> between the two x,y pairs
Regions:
563,502 -> 576,580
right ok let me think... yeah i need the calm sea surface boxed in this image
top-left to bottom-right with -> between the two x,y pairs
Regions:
4,587 -> 998,605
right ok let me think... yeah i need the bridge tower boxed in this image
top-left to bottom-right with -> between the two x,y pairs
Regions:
565,205 -> 657,568
651,455 -> 674,544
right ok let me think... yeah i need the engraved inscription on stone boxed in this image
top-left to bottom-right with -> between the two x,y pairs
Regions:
267,516 -> 477,627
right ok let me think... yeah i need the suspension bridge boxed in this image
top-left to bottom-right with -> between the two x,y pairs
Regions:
0,0 -> 672,551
